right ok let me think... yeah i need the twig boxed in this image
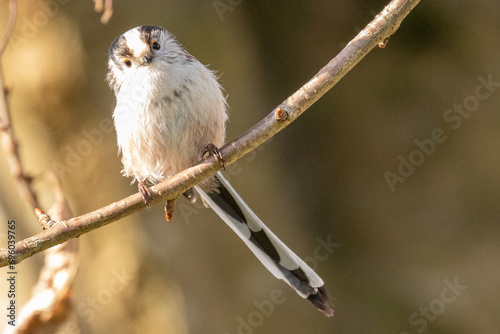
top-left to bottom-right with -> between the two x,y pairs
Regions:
0,0 -> 39,211
93,0 -> 114,24
0,0 -> 421,267
6,171 -> 78,334
1,5 -> 78,330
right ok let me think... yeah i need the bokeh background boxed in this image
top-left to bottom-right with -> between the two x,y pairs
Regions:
1,0 -> 500,333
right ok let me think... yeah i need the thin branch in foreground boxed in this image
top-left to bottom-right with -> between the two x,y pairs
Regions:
0,0 -> 421,268
0,0 -> 40,212
2,5 -> 78,331
93,0 -> 114,24
6,171 -> 78,334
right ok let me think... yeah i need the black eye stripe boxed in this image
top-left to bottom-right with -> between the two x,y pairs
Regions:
109,34 -> 135,67
118,46 -> 134,59
108,35 -> 125,58
138,25 -> 164,47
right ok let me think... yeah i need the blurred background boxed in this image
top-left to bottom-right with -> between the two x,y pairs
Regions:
1,0 -> 499,333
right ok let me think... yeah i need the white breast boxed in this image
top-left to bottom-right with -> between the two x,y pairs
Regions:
113,58 -> 227,185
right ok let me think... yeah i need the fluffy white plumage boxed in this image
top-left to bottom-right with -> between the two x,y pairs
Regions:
108,26 -> 226,185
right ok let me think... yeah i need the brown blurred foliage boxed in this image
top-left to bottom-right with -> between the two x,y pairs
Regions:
1,0 -> 500,333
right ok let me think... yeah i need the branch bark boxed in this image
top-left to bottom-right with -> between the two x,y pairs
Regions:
0,0 -> 421,268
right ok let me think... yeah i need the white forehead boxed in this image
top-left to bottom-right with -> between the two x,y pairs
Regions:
123,28 -> 148,56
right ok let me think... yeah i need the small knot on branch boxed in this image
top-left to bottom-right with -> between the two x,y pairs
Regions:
378,37 -> 390,48
275,107 -> 288,122
35,208 -> 67,230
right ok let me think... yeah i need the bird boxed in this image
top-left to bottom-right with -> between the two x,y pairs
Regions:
106,25 -> 333,317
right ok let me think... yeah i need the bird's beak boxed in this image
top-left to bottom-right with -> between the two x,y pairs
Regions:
142,54 -> 153,65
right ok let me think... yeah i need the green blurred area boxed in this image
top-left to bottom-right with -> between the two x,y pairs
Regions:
1,0 -> 500,333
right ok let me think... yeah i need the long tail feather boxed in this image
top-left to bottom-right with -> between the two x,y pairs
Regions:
194,172 -> 333,317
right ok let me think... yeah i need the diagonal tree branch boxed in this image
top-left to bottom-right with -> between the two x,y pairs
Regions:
0,0 -> 421,268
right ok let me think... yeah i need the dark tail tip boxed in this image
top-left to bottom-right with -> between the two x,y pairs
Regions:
307,286 -> 334,317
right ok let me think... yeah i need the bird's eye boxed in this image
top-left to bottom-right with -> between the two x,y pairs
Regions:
123,59 -> 132,67
152,40 -> 161,50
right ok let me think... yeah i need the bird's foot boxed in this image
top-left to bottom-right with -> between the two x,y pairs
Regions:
202,143 -> 225,169
138,181 -> 152,207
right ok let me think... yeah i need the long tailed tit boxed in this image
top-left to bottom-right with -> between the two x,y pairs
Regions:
106,25 -> 333,317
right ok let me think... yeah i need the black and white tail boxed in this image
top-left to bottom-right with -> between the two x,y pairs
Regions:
194,172 -> 334,317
